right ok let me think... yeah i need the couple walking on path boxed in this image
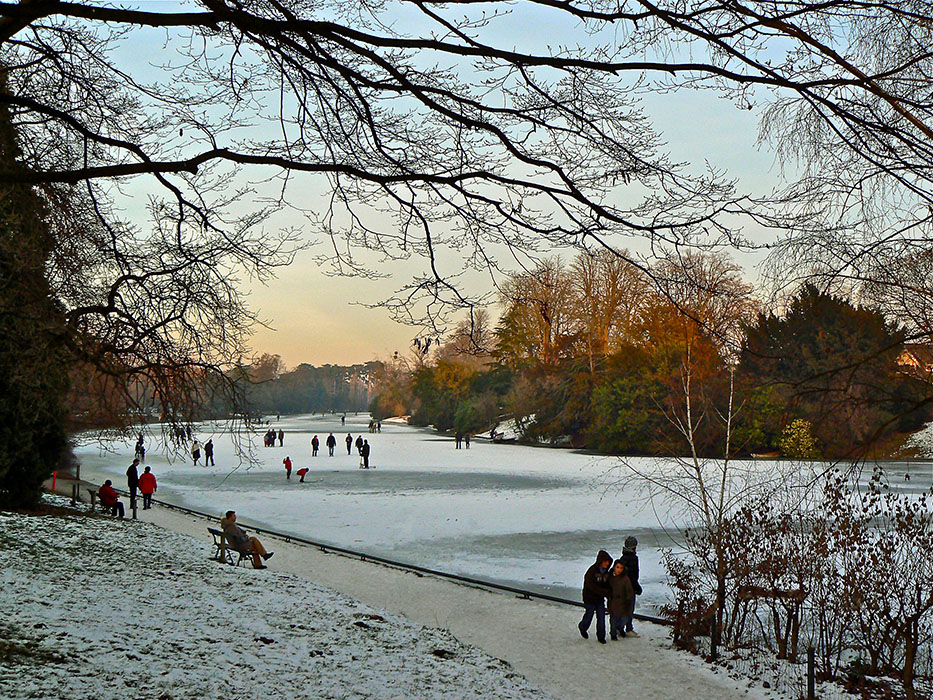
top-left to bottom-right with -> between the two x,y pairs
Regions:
125,459 -> 158,509
578,536 -> 643,644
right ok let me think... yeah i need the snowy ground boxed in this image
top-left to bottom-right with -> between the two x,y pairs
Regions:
2,494 -> 785,700
0,496 -> 553,700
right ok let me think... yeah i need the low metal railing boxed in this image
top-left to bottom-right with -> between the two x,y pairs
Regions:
65,477 -> 669,625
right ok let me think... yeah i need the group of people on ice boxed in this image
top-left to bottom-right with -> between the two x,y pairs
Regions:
578,536 -> 643,643
311,433 -> 371,465
264,428 -> 284,447
190,437 -> 214,466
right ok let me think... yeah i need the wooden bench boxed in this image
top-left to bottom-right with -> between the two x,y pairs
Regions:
207,527 -> 252,567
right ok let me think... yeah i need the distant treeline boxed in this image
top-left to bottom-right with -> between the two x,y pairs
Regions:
245,356 -> 384,415
368,252 -> 932,459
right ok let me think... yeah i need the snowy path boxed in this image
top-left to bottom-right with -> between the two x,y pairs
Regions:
125,500 -> 771,700
1,500 -> 552,700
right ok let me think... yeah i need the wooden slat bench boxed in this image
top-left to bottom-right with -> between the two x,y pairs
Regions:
207,527 -> 251,567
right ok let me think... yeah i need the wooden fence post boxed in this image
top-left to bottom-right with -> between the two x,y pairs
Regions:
710,616 -> 718,660
807,646 -> 816,700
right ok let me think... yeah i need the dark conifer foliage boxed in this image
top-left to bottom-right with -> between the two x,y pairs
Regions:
0,98 -> 69,508
739,285 -> 926,456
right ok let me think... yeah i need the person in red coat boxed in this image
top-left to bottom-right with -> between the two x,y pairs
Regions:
98,480 -> 125,518
138,466 -> 157,510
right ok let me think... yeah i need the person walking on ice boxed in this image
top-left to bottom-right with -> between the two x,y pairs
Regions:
190,438 -> 202,466
204,438 -> 215,466
345,433 -> 353,455
578,550 -> 613,644
360,439 -> 371,469
311,435 -> 319,456
326,432 -> 336,456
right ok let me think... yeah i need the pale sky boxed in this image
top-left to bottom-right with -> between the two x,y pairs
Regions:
113,2 -> 785,370
244,91 -> 779,370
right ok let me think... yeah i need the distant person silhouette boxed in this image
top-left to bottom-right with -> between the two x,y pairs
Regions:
204,438 -> 215,466
346,433 -> 353,455
311,435 -> 319,456
278,429 -> 284,447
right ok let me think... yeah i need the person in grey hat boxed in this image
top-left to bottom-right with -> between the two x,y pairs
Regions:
620,536 -> 642,636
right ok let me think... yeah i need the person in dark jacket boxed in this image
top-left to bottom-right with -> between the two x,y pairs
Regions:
204,438 -> 215,466
98,480 -> 125,518
311,435 -> 320,456
278,429 -> 284,447
361,440 -> 371,468
620,535 -> 643,636
126,458 -> 139,501
326,433 -> 337,456
578,549 -> 613,643
346,433 -> 353,455
355,435 -> 364,455
608,559 -> 634,640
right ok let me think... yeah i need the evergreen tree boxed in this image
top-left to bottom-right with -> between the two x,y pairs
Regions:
0,98 -> 69,508
739,284 -> 923,456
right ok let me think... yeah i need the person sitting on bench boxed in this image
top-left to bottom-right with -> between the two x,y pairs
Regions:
98,480 -> 125,518
219,510 -> 273,569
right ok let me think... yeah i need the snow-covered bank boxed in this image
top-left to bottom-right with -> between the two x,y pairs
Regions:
3,494 -> 779,700
0,497 -> 552,700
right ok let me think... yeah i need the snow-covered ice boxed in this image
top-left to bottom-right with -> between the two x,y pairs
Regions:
73,414 -> 933,621
74,413 -> 674,612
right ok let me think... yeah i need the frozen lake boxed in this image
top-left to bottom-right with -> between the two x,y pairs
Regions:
72,413 -> 933,616
73,414 -> 677,612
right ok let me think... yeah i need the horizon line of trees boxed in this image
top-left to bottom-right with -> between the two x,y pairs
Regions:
369,250 -> 932,460
237,355 -> 382,416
